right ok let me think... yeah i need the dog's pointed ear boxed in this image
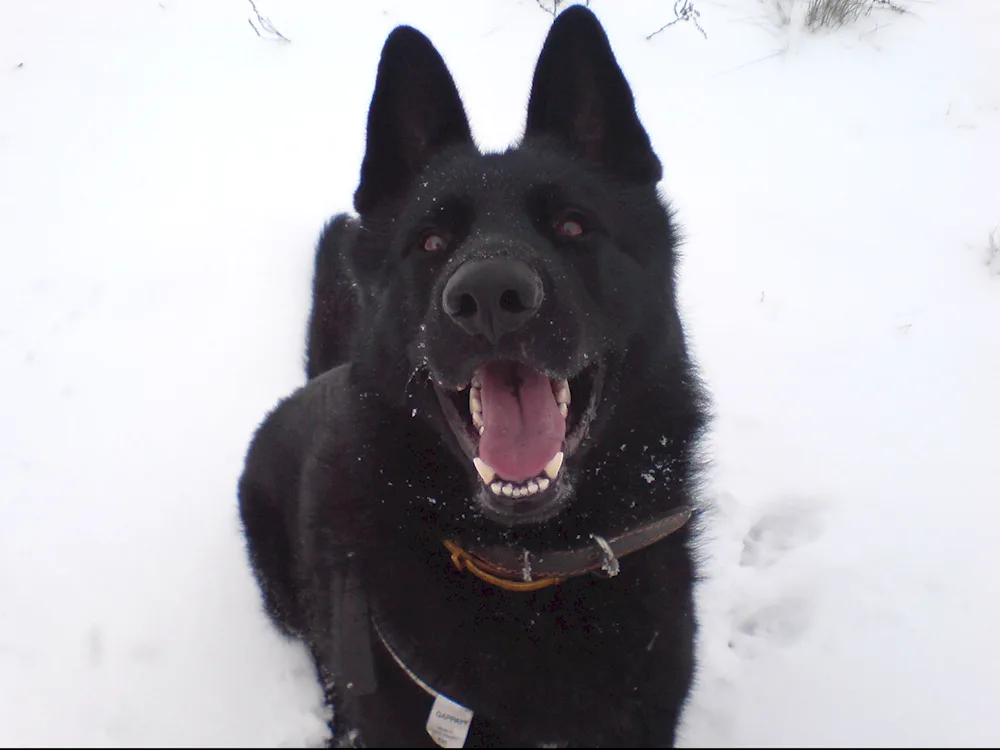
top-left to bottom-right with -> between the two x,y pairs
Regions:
524,6 -> 662,185
354,26 -> 474,215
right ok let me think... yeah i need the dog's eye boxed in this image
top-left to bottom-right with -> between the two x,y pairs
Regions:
422,233 -> 447,252
556,218 -> 584,238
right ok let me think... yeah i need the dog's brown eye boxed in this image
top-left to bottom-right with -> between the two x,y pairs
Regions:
423,233 -> 447,252
556,219 -> 584,238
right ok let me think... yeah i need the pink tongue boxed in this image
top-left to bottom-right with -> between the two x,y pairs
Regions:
478,362 -> 566,483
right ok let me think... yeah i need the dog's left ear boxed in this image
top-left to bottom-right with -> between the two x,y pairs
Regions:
354,26 -> 474,215
524,6 -> 662,185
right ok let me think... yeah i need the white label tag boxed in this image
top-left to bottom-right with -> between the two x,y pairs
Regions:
426,693 -> 474,748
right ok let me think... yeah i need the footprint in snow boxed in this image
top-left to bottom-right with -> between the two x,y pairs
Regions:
729,499 -> 825,658
739,500 -> 824,569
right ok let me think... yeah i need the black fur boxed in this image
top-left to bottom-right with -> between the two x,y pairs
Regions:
306,214 -> 360,378
242,6 -> 709,747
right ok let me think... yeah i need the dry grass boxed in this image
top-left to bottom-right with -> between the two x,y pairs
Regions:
805,0 -> 907,31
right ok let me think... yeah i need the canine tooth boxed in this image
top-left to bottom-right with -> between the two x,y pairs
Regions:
537,477 -> 550,491
469,390 -> 482,414
559,403 -> 568,418
543,452 -> 564,480
473,457 -> 496,485
490,481 -> 503,495
553,379 -> 571,404
472,410 -> 484,429
502,483 -> 514,497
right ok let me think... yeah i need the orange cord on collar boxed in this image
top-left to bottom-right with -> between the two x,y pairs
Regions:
443,540 -> 565,592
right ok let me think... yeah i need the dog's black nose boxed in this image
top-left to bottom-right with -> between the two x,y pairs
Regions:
442,259 -> 544,344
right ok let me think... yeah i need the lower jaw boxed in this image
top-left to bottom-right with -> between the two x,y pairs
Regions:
474,477 -> 571,525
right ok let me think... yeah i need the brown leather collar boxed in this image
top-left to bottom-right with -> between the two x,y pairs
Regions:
444,505 -> 692,592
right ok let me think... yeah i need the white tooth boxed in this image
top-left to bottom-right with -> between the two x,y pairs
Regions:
490,481 -> 503,495
470,391 -> 482,414
471,372 -> 482,388
513,487 -> 524,498
554,379 -> 571,404
543,452 -> 564,480
478,425 -> 484,435
559,403 -> 568,418
457,383 -> 469,391
473,457 -> 496,485
527,480 -> 539,494
472,411 -> 484,429
537,477 -> 550,491
502,483 -> 514,497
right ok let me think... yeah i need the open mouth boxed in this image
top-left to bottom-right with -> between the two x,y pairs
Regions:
432,359 -> 604,520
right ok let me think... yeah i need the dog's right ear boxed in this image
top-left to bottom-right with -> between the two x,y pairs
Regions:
353,26 -> 474,216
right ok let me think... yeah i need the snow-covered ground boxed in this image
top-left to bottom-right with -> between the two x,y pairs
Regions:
2,0 -> 998,745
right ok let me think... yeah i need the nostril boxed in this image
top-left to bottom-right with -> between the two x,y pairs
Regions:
498,289 -> 526,314
455,293 -> 478,318
442,259 -> 543,341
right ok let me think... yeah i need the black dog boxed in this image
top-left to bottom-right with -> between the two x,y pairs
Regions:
239,6 -> 709,747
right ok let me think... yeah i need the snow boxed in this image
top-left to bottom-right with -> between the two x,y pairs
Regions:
1,0 -> 998,745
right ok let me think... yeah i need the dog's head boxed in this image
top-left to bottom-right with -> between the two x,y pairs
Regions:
346,7 -> 697,533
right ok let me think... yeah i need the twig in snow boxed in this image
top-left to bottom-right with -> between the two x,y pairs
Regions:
247,0 -> 290,43
720,45 -> 789,75
535,0 -> 558,16
535,0 -> 588,17
986,226 -> 1000,275
647,0 -> 707,40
